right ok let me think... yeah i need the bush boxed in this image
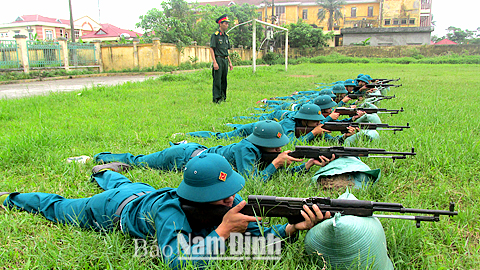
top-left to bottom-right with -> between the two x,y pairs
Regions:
263,52 -> 281,65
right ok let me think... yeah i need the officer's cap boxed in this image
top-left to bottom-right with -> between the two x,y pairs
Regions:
216,14 -> 230,24
246,120 -> 289,148
294,104 -> 325,121
177,153 -> 245,203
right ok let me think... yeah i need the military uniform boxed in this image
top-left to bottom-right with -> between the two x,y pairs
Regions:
210,15 -> 231,103
94,139 -> 307,182
2,155 -> 291,269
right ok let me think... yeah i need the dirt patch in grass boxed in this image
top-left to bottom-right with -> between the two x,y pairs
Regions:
288,75 -> 315,78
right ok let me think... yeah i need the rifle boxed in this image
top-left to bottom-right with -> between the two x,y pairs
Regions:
288,145 -> 416,161
180,196 -> 458,229
354,84 -> 402,91
242,195 -> 457,228
294,122 -> 410,136
347,94 -> 396,100
371,78 -> 401,83
334,107 -> 404,116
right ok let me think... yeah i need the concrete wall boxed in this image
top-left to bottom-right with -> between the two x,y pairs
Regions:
342,26 -> 433,46
99,39 -> 263,71
287,44 -> 480,58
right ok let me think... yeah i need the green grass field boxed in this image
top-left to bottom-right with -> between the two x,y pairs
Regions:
0,63 -> 479,269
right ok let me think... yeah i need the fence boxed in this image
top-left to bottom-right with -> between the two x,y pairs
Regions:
0,35 -> 101,73
67,42 -> 96,67
0,40 -> 21,69
26,40 -> 62,68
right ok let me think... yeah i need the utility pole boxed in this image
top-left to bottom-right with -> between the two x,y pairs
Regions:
69,0 -> 75,42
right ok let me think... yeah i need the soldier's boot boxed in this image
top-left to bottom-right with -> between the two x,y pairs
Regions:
92,162 -> 132,174
0,192 -> 10,208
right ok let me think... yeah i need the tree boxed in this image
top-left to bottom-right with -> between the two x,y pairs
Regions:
445,26 -> 476,44
281,20 -> 333,49
136,0 -> 262,48
136,0 -> 196,46
316,0 -> 345,31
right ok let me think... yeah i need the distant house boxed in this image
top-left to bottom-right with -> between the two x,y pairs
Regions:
0,15 -> 81,41
0,15 -> 141,42
434,39 -> 457,45
81,23 -> 142,42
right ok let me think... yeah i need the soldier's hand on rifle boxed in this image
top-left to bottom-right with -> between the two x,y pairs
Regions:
329,111 -> 340,120
341,95 -> 351,103
285,204 -> 331,236
305,154 -> 335,170
352,110 -> 366,121
272,150 -> 303,169
343,126 -> 359,138
311,124 -> 330,136
216,200 -> 261,239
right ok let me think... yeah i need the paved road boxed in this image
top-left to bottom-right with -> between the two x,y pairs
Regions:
0,74 -> 161,99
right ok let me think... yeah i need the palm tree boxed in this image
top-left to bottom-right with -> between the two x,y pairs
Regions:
316,0 -> 345,31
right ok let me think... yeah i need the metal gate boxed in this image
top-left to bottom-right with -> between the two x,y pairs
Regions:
68,42 -> 96,66
26,40 -> 62,67
0,40 -> 21,69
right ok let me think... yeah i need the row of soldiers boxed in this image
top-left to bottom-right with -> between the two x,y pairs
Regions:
1,73 -> 408,269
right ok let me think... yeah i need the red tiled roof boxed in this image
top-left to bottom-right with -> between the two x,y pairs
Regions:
13,15 -> 71,25
434,39 -> 457,45
81,23 -> 142,39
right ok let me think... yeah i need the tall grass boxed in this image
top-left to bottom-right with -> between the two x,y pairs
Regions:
0,63 -> 478,269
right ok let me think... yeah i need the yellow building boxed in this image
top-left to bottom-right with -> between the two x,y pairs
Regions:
205,0 -> 432,45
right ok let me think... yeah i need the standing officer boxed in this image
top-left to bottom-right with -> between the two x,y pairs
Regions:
210,14 -> 233,103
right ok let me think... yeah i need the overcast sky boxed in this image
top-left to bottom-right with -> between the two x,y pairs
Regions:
1,0 -> 479,37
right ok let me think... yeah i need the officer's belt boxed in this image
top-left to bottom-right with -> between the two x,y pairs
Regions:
215,55 -> 228,59
113,191 -> 152,225
190,148 -> 207,158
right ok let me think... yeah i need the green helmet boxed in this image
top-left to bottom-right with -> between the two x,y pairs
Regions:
246,120 -> 289,148
314,95 -> 337,110
357,76 -> 369,83
177,153 -> 245,203
294,104 -> 325,121
332,84 -> 348,94
344,79 -> 356,86
319,89 -> 336,98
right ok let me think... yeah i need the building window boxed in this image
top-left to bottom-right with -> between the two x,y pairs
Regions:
401,19 -> 407,25
28,32 -> 34,40
45,30 -> 54,40
258,11 -> 263,20
384,19 -> 391,25
351,7 -> 357,18
368,6 -> 373,17
302,9 -> 308,20
276,6 -> 285,15
409,18 -> 415,25
60,29 -> 64,37
393,19 -> 399,25
74,30 -> 80,39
